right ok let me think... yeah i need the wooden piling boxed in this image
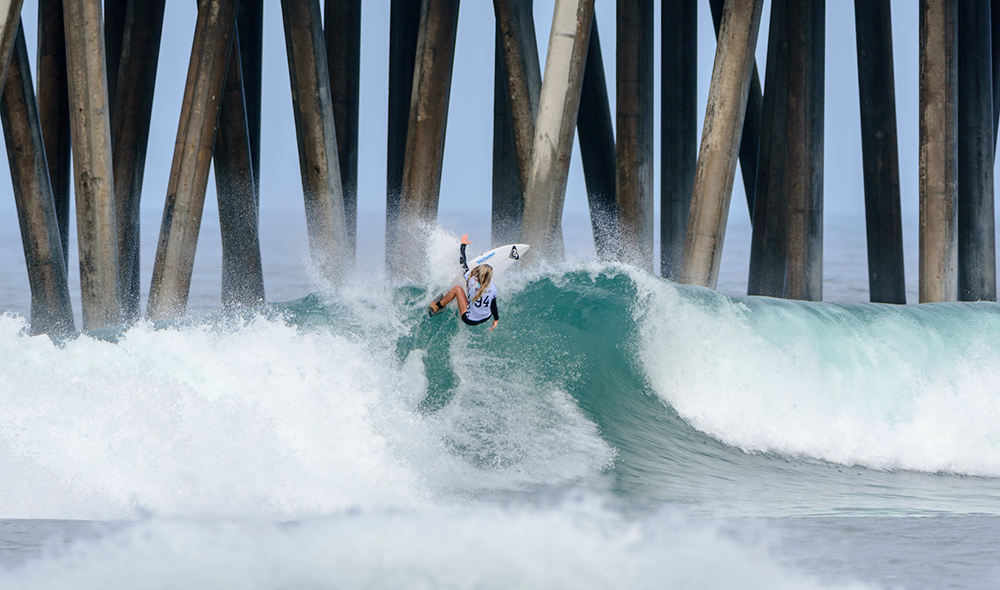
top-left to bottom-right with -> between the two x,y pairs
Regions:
919,0 -> 959,303
660,0 -> 696,281
393,0 -> 461,270
214,31 -> 264,310
2,22 -> 74,336
147,0 -> 237,320
708,0 -> 763,216
111,0 -> 164,322
385,0 -> 421,267
36,0 -> 71,269
784,0 -> 825,302
237,0 -> 262,192
855,0 -> 905,304
492,29 -> 521,247
493,0 -> 541,246
748,0 -> 789,297
680,0 -> 763,288
520,0 -> 596,263
616,0 -> 653,271
325,0 -> 361,255
957,0 -> 996,301
576,17 -> 616,261
64,0 -> 122,330
281,0 -> 351,283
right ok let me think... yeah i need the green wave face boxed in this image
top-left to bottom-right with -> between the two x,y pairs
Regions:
276,265 -> 1000,517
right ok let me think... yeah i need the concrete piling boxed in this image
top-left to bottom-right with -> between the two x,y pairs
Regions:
214,31 -> 264,310
110,0 -> 164,321
2,22 -> 74,336
147,0 -> 237,321
919,0 -> 959,303
237,0 -> 262,193
492,0 -> 541,246
957,0 -> 996,301
385,0 -> 421,268
576,17 -> 616,261
660,0 -> 696,281
281,0 -> 351,284
492,28 -> 522,247
680,0 -> 764,289
855,0 -> 906,304
708,0 -> 763,216
36,0 -> 71,269
393,0 -> 461,273
748,0 -> 789,297
783,0 -> 825,302
615,0 -> 654,271
64,0 -> 122,330
520,0 -> 596,263
325,0 -> 361,256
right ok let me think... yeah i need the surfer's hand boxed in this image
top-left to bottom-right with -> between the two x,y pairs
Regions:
461,233 -> 471,245
489,320 -> 498,331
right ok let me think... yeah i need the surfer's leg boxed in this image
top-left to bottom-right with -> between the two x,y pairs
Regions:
433,286 -> 467,313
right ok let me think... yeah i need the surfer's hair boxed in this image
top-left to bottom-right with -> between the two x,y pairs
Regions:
470,264 -> 493,303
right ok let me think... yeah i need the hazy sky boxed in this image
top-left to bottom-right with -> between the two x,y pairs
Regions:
0,1 -> 993,257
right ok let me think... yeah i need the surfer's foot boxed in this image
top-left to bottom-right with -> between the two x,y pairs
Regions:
428,296 -> 444,316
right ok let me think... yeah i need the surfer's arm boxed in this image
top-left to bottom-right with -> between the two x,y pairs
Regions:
459,234 -> 471,272
488,299 -> 500,331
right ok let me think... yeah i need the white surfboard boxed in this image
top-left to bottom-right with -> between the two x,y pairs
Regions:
429,243 -> 529,316
451,243 -> 530,288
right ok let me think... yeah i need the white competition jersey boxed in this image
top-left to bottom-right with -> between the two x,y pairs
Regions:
464,271 -> 497,322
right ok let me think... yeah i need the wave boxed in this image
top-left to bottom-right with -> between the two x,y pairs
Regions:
1,258 -> 1000,519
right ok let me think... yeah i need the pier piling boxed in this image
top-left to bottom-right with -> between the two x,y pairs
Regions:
394,0 -> 461,273
919,0 -> 959,303
576,17 -> 616,260
214,30 -> 264,309
325,0 -> 361,255
957,0 -> 996,301
2,22 -> 74,336
615,0 -> 654,271
680,0 -> 763,288
855,0 -> 906,304
64,0 -> 122,330
147,0 -> 237,320
36,0 -> 71,269
520,0 -> 595,263
660,0 -> 696,281
111,0 -> 164,321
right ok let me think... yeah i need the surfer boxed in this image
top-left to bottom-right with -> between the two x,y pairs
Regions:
428,234 -> 500,331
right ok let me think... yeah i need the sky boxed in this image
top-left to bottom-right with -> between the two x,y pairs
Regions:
0,0 -> 991,276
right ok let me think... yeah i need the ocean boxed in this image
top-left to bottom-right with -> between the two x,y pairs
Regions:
0,205 -> 998,589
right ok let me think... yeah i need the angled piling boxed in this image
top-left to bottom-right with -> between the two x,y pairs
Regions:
237,0 -> 262,192
520,0 -> 596,263
111,0 -> 165,321
36,0 -> 71,268
393,0 -> 461,272
680,0 -> 763,288
147,0 -> 238,320
2,22 -> 74,336
492,28 -> 521,247
215,31 -> 264,309
281,0 -> 351,283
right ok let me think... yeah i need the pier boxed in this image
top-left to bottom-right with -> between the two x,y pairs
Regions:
0,0 -> 997,335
